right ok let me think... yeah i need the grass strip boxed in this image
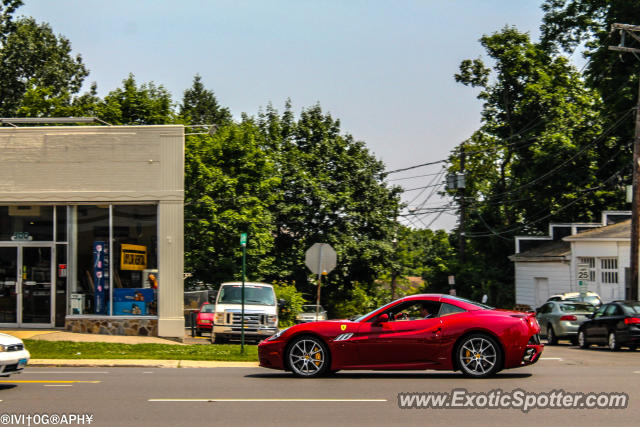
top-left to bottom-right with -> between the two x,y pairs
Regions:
24,340 -> 259,361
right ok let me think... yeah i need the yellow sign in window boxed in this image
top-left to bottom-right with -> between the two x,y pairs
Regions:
121,244 -> 147,271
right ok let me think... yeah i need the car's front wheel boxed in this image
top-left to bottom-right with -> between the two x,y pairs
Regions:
286,336 -> 330,378
457,334 -> 502,378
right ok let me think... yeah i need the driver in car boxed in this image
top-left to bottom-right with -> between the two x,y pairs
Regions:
420,304 -> 434,319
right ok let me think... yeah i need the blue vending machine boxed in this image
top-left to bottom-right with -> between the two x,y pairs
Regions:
93,241 -> 109,315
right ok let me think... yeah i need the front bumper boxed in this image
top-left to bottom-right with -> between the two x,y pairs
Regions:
196,322 -> 213,330
213,324 -> 279,339
258,339 -> 286,370
0,349 -> 30,376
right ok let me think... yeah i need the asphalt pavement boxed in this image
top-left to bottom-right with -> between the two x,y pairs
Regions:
1,344 -> 639,426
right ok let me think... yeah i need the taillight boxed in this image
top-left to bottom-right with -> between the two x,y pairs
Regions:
560,315 -> 577,321
625,317 -> 640,325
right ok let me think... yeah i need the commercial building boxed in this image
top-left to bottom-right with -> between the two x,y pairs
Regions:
0,123 -> 184,338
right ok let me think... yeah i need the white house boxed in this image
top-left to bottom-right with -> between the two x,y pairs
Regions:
510,211 -> 631,308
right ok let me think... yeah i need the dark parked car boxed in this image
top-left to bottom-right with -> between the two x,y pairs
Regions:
577,301 -> 640,351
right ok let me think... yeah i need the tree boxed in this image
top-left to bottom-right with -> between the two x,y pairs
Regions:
184,121 -> 280,285
257,103 -> 402,304
450,27 -> 620,306
180,74 -> 232,126
0,14 -> 88,116
97,74 -> 175,124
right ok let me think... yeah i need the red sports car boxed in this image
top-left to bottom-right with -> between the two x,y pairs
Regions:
258,294 -> 543,378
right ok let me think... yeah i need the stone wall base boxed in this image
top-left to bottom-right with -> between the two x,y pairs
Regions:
65,317 -> 158,336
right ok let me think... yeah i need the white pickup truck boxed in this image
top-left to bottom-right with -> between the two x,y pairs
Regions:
211,282 -> 280,343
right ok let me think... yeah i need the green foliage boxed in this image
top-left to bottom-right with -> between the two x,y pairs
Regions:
184,122 -> 280,285
272,281 -> 307,327
331,283 -> 380,319
257,103 -> 402,301
97,74 -> 175,124
24,340 -> 259,361
450,26 -> 621,306
0,14 -> 88,116
180,74 -> 232,126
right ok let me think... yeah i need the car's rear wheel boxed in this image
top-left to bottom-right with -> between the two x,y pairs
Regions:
608,331 -> 620,351
578,330 -> 589,348
457,334 -> 502,378
286,336 -> 330,378
629,345 -> 637,351
546,325 -> 557,345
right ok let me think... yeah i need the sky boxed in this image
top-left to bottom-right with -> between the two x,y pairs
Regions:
19,0 -> 547,230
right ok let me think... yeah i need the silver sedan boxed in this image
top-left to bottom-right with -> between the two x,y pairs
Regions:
536,301 -> 596,345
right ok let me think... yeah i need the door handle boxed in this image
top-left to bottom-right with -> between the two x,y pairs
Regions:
433,327 -> 442,334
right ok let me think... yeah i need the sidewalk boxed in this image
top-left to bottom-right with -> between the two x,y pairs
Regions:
0,329 -> 260,368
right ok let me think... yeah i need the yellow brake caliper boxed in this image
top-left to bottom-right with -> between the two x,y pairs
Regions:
313,346 -> 322,366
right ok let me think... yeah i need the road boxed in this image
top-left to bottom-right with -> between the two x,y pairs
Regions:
1,344 -> 639,426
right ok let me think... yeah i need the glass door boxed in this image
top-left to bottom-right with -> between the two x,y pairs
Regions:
21,246 -> 52,325
0,247 -> 18,324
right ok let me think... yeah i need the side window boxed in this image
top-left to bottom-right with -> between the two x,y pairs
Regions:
540,303 -> 552,314
594,305 -> 607,318
605,305 -> 622,316
439,303 -> 466,317
388,301 -> 441,321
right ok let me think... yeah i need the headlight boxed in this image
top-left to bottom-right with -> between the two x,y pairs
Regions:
214,312 -> 225,324
267,315 -> 278,326
267,327 -> 289,341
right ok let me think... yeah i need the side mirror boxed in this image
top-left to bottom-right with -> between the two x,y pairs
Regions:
374,313 -> 389,325
587,313 -> 594,319
278,299 -> 287,307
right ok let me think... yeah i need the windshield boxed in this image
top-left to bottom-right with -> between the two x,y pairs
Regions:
302,305 -> 324,313
560,303 -> 595,313
567,296 -> 601,306
200,304 -> 215,313
218,285 -> 275,306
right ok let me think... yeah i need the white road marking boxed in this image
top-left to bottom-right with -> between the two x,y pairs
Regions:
143,372 -> 154,374
540,357 -> 563,360
23,371 -> 109,374
149,398 -> 387,402
633,371 -> 640,374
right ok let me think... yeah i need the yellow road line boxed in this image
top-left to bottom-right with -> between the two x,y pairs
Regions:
0,380 -> 100,384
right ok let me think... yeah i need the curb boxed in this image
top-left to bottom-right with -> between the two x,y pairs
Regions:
29,359 -> 260,368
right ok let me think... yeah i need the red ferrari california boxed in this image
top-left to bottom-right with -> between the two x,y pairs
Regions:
258,294 -> 543,378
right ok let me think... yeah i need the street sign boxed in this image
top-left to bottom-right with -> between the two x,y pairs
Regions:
240,233 -> 247,246
448,275 -> 455,285
305,243 -> 337,275
577,263 -> 589,297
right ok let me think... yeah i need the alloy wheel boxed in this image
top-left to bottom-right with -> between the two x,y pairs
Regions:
287,337 -> 328,377
458,335 -> 501,378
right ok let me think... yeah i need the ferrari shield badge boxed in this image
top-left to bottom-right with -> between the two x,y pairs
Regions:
340,324 -> 347,331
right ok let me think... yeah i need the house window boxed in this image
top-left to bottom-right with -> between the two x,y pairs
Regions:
600,258 -> 618,284
578,257 -> 596,282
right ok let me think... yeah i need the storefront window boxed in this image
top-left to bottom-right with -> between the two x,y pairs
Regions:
68,204 -> 158,317
112,205 -> 158,316
0,206 -> 53,241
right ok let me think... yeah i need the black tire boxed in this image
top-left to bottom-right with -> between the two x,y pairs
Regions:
456,333 -> 503,378
629,345 -> 637,351
546,325 -> 557,345
196,328 -> 202,337
608,331 -> 620,351
286,335 -> 330,378
570,337 -> 578,346
578,329 -> 590,349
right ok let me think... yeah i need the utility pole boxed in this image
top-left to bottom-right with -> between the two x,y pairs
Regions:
459,145 -> 466,264
609,23 -> 640,300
